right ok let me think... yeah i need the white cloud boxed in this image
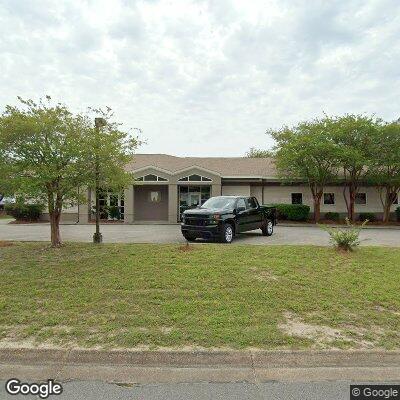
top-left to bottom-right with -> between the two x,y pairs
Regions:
0,0 -> 399,156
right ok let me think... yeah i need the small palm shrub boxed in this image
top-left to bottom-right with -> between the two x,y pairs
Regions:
319,218 -> 368,251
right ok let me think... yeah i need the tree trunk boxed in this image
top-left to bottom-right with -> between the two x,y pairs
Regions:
349,187 -> 356,222
309,185 -> 323,223
383,189 -> 398,224
313,197 -> 321,223
49,211 -> 61,247
47,186 -> 63,247
383,202 -> 391,224
343,184 -> 356,222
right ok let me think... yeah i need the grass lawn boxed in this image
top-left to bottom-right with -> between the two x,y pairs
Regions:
0,242 -> 399,350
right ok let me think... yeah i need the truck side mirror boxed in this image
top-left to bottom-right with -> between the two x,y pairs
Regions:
237,206 -> 246,212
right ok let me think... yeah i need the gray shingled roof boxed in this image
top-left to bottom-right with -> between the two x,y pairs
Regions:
126,154 -> 277,178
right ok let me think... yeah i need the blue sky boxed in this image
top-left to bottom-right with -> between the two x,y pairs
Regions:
0,0 -> 399,156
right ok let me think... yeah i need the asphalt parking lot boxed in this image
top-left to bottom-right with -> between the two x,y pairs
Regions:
0,219 -> 399,246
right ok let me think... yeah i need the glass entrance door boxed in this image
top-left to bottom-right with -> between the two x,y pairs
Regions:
188,193 -> 201,208
108,193 -> 124,220
97,192 -> 124,221
178,185 -> 211,221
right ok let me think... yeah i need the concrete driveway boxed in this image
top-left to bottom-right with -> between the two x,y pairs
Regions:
0,219 -> 399,246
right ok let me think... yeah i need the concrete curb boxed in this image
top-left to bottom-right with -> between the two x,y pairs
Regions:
279,223 -> 400,230
1,348 -> 400,368
1,349 -> 400,383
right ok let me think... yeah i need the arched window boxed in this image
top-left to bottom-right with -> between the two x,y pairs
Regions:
178,174 -> 212,182
136,174 -> 168,182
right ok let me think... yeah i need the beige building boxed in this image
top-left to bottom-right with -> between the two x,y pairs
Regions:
51,154 -> 398,223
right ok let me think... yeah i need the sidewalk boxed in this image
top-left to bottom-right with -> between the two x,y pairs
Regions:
1,348 -> 399,383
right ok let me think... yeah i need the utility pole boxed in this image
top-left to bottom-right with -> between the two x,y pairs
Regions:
93,117 -> 107,244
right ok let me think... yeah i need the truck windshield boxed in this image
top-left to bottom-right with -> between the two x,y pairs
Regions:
201,197 -> 236,209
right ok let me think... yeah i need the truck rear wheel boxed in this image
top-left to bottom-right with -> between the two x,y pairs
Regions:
183,232 -> 197,242
261,220 -> 274,236
220,223 -> 234,243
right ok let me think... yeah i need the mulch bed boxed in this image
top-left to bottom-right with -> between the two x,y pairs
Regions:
0,241 -> 14,247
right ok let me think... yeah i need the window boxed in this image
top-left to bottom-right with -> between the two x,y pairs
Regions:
136,174 -> 168,182
324,193 -> 335,205
237,198 -> 246,209
178,174 -> 212,182
245,197 -> 257,209
355,193 -> 367,205
189,174 -> 202,181
291,193 -> 303,205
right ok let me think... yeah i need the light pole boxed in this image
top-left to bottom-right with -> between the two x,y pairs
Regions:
93,117 -> 107,244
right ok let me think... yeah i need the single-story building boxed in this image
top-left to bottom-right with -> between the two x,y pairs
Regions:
47,153 -> 399,223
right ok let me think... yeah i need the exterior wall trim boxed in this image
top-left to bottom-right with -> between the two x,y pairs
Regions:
173,165 -> 221,176
131,165 -> 173,175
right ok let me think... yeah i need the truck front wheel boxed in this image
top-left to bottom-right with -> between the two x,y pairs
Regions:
220,223 -> 234,243
261,220 -> 274,236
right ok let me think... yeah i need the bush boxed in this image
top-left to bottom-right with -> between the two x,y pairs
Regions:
358,212 -> 375,222
108,206 -> 121,220
396,207 -> 400,222
268,203 -> 310,221
324,212 -> 340,221
5,203 -> 43,221
319,218 -> 367,251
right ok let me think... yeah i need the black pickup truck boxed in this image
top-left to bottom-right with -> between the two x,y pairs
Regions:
181,196 -> 277,243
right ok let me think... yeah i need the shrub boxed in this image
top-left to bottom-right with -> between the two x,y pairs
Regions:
324,212 -> 340,221
268,203 -> 310,221
358,212 -> 375,222
108,206 -> 121,220
5,203 -> 43,221
396,207 -> 400,222
319,218 -> 367,251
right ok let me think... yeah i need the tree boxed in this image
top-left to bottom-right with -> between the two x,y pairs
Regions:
270,118 -> 340,222
368,121 -> 400,223
0,97 -> 91,246
328,115 -> 381,222
246,147 -> 274,158
0,145 -> 14,198
84,108 -> 139,243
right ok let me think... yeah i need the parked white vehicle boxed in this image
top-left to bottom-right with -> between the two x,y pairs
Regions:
0,195 -> 15,210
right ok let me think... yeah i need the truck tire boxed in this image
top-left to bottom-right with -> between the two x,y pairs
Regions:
220,223 -> 234,243
261,219 -> 274,236
182,232 -> 197,242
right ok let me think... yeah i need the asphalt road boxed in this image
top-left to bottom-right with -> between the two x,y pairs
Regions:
0,219 -> 400,246
1,380 -> 390,400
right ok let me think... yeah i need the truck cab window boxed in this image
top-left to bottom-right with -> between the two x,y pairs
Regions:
237,198 -> 246,209
246,197 -> 257,209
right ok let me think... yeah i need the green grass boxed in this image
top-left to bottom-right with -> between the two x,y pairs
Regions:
0,242 -> 399,350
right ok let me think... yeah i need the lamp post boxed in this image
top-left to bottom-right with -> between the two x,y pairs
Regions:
93,117 -> 107,244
